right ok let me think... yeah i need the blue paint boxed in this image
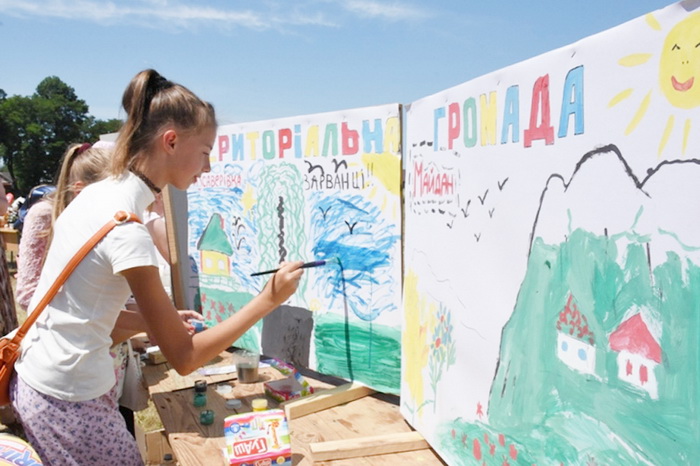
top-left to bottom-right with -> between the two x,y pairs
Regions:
310,192 -> 400,321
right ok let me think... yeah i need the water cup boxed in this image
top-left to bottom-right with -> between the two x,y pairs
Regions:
234,349 -> 260,383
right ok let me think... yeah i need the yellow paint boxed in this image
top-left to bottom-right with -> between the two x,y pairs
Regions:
309,298 -> 322,312
683,118 -> 691,155
201,250 -> 230,276
245,132 -> 260,160
618,53 -> 653,67
625,90 -> 652,135
402,270 -> 430,416
646,12 -> 662,31
608,88 -> 633,108
362,151 -> 401,196
480,91 -> 498,146
659,12 -> 700,109
657,114 -> 675,157
241,184 -> 256,214
304,125 -> 320,157
384,116 -> 401,154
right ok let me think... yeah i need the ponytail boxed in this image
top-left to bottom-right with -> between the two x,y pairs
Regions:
48,143 -> 111,246
113,69 -> 216,175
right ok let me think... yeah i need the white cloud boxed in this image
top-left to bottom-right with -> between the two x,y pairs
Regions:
0,0 -> 335,31
341,0 -> 428,21
0,0 -> 426,31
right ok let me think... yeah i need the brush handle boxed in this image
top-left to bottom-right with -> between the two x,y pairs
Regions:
250,260 -> 327,277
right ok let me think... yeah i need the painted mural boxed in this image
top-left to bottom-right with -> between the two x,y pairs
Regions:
401,3 -> 700,464
186,104 -> 403,393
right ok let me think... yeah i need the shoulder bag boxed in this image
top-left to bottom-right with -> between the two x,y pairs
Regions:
0,211 -> 141,407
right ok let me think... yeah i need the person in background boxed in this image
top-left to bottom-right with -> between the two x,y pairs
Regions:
10,69 -> 304,465
0,182 -> 18,336
15,143 -> 106,312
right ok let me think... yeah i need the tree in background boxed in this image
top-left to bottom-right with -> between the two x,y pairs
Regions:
0,77 -> 122,194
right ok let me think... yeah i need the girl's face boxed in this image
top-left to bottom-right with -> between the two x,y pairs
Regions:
169,125 -> 216,190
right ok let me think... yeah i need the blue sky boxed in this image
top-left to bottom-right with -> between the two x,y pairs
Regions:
0,1 -> 675,126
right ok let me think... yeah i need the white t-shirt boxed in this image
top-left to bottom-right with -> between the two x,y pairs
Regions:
16,172 -> 159,401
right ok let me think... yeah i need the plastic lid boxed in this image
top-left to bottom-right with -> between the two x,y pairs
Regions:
226,399 -> 242,409
251,398 -> 268,411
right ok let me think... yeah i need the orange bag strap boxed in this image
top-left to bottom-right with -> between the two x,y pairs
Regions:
11,210 -> 141,344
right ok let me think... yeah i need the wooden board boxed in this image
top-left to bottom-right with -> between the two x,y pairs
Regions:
143,349 -> 246,394
143,353 -> 445,465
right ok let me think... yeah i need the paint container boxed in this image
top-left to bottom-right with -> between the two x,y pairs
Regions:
252,398 -> 268,412
193,380 -> 207,407
190,320 -> 205,333
199,409 -> 215,425
226,399 -> 241,410
193,392 -> 207,407
194,380 -> 208,393
216,383 -> 233,395
233,349 -> 260,384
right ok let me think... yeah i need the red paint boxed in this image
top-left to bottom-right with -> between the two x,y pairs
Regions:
609,314 -> 662,363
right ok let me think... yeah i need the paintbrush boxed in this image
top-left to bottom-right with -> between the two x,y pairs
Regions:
250,257 -> 339,277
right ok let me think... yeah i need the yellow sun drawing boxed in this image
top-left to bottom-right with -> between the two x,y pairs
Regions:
361,150 -> 402,220
609,11 -> 700,157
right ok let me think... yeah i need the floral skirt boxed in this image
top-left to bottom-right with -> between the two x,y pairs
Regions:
10,373 -> 143,466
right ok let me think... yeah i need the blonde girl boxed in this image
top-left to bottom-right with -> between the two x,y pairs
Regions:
11,69 -> 303,465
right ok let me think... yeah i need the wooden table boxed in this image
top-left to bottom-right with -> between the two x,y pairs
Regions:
142,350 -> 445,465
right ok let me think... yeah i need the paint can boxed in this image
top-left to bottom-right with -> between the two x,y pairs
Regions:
199,409 -> 215,425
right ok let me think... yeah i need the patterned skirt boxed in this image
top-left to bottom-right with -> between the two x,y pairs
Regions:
10,373 -> 143,466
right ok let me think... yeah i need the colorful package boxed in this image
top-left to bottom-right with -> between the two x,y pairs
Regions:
223,409 -> 291,466
262,358 -> 314,402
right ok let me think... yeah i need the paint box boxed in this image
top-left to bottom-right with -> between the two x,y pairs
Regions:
264,375 -> 314,402
223,409 -> 291,466
262,358 -> 315,402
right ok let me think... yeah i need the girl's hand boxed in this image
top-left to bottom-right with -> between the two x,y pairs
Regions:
263,261 -> 304,308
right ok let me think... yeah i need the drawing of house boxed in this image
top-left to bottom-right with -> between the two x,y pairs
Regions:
608,313 -> 662,400
556,294 -> 596,375
197,213 -> 233,277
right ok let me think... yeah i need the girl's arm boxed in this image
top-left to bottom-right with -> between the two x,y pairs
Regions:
121,261 -> 303,375
111,307 -> 203,345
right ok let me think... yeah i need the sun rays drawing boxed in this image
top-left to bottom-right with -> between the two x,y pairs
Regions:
609,11 -> 700,157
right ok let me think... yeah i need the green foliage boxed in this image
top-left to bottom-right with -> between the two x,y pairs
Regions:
0,78 -> 122,195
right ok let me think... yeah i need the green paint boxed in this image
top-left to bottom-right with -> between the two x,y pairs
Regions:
428,304 -> 457,412
197,213 -> 234,255
314,312 -> 401,394
436,228 -> 699,464
196,286 -> 261,353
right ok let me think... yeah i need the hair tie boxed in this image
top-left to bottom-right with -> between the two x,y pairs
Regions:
76,143 -> 91,155
144,73 -> 172,116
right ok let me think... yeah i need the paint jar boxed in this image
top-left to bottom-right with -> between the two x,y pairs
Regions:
252,398 -> 268,412
226,399 -> 242,410
199,409 -> 215,425
193,380 -> 207,407
233,349 -> 260,383
193,392 -> 207,407
190,319 -> 205,333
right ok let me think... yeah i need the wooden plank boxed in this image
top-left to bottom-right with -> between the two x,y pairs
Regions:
161,185 -> 186,310
288,391 -> 443,465
143,350 -> 246,394
282,381 -> 375,420
310,431 -> 429,462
